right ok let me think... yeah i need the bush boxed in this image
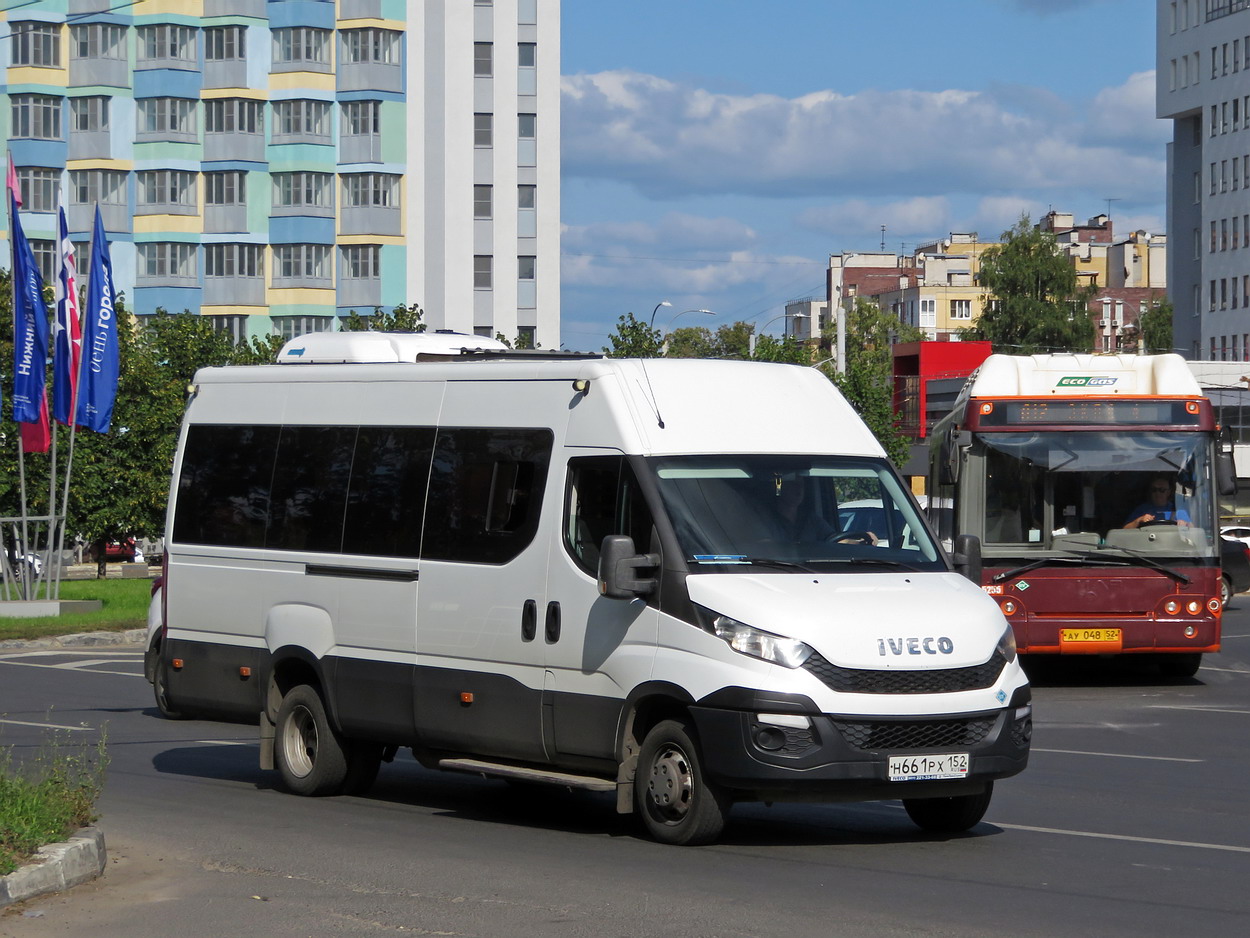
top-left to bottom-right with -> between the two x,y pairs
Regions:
0,728 -> 109,876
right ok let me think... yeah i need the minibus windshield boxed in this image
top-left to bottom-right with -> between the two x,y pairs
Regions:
648,455 -> 946,572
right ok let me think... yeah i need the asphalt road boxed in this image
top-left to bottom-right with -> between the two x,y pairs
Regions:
2,607 -> 1250,938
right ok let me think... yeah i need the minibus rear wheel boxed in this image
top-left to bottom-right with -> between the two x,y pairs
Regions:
636,719 -> 729,846
903,782 -> 993,834
275,684 -> 353,796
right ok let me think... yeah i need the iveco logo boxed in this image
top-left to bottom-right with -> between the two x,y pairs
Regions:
877,637 -> 955,656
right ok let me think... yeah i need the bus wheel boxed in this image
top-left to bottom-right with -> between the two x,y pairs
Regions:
1159,653 -> 1202,679
153,657 -> 184,720
275,684 -> 350,796
635,719 -> 729,846
903,782 -> 993,833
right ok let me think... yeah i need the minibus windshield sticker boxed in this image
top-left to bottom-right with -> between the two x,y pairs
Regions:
692,554 -> 749,563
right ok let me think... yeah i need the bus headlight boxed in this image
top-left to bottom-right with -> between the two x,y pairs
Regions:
996,624 -> 1018,663
711,615 -> 813,669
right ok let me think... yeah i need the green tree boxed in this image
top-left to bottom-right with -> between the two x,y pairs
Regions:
664,326 -> 717,359
341,303 -> 426,333
1139,297 -> 1175,354
751,333 -> 811,365
711,321 -> 754,360
603,311 -> 662,357
964,214 -> 1096,354
821,298 -> 924,466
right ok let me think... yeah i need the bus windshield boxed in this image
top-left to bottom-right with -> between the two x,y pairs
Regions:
976,430 -> 1217,558
647,455 -> 946,572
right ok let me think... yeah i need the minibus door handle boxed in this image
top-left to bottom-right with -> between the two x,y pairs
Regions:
544,601 -> 561,643
521,599 -> 537,642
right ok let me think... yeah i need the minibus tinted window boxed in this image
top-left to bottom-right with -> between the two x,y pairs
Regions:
173,425 -> 280,548
343,426 -> 434,557
423,428 -> 553,564
564,456 -> 655,574
268,426 -> 357,553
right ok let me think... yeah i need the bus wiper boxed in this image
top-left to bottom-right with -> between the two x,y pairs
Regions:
1090,546 -> 1192,585
690,555 -> 816,573
990,554 -> 1108,583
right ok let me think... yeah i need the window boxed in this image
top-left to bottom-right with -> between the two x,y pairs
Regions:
341,244 -> 380,279
70,96 -> 109,132
70,170 -> 126,206
273,244 -> 331,281
205,171 -> 246,205
138,242 -> 197,278
518,255 -> 536,280
205,243 -> 263,277
273,172 -> 332,208
342,100 -> 380,135
137,170 -> 196,210
71,23 -> 126,60
273,27 -> 330,67
11,94 -> 62,139
30,240 -> 56,285
271,316 -> 333,339
341,173 -> 399,207
205,26 -> 246,61
951,299 -> 972,319
11,22 -> 61,67
564,456 -> 655,575
474,255 -> 492,289
137,24 -> 196,63
137,97 -> 197,136
16,168 -> 58,213
475,42 -> 493,76
518,185 -> 536,209
273,99 -> 330,136
422,428 -> 553,564
518,42 -> 536,68
474,185 -> 492,219
342,28 -> 400,64
519,112 -> 537,139
205,99 -> 263,134
474,112 -> 493,147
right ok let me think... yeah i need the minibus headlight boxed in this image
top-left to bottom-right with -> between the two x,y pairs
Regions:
711,615 -> 813,669
996,625 -> 1018,663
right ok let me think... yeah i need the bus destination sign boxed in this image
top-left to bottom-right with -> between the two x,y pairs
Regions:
973,398 -> 1206,428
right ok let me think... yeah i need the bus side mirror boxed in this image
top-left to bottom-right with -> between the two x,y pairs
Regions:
1217,430 -> 1238,496
939,425 -> 962,486
952,533 -> 982,585
598,535 -> 659,600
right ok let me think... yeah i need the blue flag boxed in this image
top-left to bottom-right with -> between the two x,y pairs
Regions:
10,190 -> 49,425
53,206 -> 82,425
76,206 -> 119,433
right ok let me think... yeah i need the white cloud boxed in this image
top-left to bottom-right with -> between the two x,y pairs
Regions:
1085,70 -> 1168,145
562,70 -> 1165,203
798,196 -> 952,238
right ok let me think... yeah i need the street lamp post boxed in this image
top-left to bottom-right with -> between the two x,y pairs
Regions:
649,300 -> 673,330
662,308 -> 716,354
750,311 -> 806,354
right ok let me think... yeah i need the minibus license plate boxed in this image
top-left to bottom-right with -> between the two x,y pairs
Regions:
888,753 -> 969,781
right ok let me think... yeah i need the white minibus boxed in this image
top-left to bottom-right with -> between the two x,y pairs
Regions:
145,333 -> 1030,845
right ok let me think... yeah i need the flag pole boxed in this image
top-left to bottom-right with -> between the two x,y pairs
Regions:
53,201 -> 85,595
8,155 -> 33,600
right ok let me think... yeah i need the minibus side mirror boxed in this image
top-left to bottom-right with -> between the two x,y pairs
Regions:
952,533 -> 982,585
598,535 -> 659,600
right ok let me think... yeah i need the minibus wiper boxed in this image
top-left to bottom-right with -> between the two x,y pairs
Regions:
844,557 -> 923,571
1090,546 -> 1192,585
690,556 -> 816,573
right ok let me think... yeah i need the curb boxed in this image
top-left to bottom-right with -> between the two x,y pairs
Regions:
0,628 -> 146,651
0,827 -> 107,908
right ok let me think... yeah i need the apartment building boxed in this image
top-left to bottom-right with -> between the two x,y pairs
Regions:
2,0 -> 560,347
1157,0 -> 1249,360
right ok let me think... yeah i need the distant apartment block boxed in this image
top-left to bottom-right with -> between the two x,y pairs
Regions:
1157,0 -> 1249,360
1,0 -> 560,347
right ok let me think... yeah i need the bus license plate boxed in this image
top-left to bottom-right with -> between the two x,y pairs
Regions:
1060,628 -> 1122,645
888,753 -> 969,781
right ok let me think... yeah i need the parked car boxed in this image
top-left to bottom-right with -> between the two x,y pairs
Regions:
103,538 -> 143,563
1220,524 -> 1250,549
1220,536 -> 1250,606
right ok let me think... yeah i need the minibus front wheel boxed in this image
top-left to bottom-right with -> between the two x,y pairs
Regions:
636,719 -> 730,846
903,782 -> 993,833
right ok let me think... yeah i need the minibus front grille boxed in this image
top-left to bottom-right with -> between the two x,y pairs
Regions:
831,717 -> 996,751
802,651 -> 1007,695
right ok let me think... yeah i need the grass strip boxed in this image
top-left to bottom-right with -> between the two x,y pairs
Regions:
0,578 -> 151,642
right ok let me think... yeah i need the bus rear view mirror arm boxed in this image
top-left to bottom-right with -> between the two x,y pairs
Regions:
953,534 -> 982,585
598,535 -> 660,599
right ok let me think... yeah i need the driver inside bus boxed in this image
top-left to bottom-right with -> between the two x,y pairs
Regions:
1122,474 -> 1192,529
774,475 -> 878,545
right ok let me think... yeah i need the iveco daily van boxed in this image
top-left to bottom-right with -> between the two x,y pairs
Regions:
145,333 -> 1030,845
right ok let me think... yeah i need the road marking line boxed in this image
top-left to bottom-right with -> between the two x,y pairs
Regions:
1150,705 -> 1250,715
0,718 -> 91,732
1199,666 -> 1250,674
0,660 -> 143,678
997,823 -> 1250,854
1032,747 -> 1202,763
198,739 -> 253,746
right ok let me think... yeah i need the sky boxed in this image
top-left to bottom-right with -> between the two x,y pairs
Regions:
557,0 -> 1165,353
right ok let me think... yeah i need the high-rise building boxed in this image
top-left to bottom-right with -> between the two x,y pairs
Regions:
2,0 -> 560,348
1157,0 -> 1249,361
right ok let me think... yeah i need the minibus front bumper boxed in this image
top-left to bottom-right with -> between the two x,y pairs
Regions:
688,697 -> 1031,801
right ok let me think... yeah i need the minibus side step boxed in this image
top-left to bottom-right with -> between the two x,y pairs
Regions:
438,758 -> 616,792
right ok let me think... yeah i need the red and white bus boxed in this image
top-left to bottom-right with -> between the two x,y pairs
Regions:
927,353 -> 1237,677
